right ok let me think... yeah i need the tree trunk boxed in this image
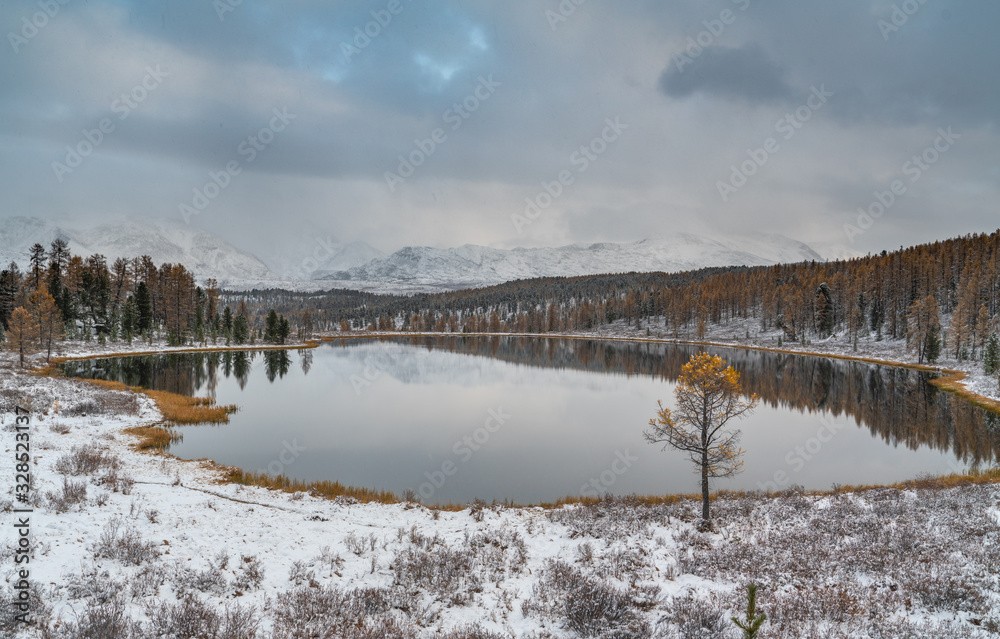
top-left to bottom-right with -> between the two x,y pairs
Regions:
702,397 -> 711,522
701,448 -> 710,521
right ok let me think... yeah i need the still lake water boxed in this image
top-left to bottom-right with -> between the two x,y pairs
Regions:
62,337 -> 999,504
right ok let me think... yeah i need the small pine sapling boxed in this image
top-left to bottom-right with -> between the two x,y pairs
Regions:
732,583 -> 767,638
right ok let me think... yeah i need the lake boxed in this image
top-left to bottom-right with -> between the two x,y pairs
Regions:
61,336 -> 999,504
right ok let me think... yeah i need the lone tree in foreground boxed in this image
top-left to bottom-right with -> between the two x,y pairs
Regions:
645,352 -> 758,525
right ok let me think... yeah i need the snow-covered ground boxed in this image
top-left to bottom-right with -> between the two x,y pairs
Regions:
2,330 -> 999,637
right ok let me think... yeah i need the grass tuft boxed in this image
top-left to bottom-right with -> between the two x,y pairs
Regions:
124,426 -> 183,451
224,469 -> 398,505
142,389 -> 237,425
78,379 -> 237,425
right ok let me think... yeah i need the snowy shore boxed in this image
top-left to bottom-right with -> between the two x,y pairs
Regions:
2,332 -> 999,637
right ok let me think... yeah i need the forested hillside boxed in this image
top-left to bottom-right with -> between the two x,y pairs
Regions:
3,231 -> 999,374
229,231 -> 1000,367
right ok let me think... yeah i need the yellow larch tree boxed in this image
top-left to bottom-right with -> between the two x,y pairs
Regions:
645,352 -> 759,525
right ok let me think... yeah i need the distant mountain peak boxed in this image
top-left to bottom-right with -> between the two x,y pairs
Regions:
311,232 -> 826,292
0,216 -> 275,285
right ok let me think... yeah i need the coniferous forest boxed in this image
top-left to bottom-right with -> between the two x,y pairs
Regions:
2,231 -> 998,370
228,230 -> 998,367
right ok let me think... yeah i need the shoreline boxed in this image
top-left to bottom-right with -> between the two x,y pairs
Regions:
50,330 -> 996,409
5,334 -> 1000,636
39,330 -> 1000,509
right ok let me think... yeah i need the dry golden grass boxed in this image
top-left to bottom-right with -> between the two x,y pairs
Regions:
124,425 -> 183,451
220,467 -> 1000,510
75,378 -> 237,425
83,379 -> 132,392
224,469 -> 399,504
142,389 -> 238,425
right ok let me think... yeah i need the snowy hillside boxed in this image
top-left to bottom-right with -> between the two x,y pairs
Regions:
0,216 -> 275,285
257,234 -> 385,281
2,217 -> 826,292
315,233 -> 824,290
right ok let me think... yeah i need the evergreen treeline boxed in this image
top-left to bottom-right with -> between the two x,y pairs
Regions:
230,231 -> 1000,367
4,231 -> 999,373
0,241 -> 294,365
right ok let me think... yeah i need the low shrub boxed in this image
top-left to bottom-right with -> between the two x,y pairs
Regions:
54,444 -> 120,476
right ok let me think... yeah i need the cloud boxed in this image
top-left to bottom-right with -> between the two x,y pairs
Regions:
658,44 -> 793,104
0,0 -> 998,261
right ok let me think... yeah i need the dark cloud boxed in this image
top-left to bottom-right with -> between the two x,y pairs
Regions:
0,0 -> 997,259
659,44 -> 792,103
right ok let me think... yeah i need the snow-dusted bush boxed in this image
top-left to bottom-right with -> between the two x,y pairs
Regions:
657,590 -> 731,639
145,597 -> 260,638
92,517 -> 159,566
465,526 -> 529,584
46,477 -> 88,513
522,560 -> 652,638
271,585 -> 418,638
234,554 -> 265,592
391,543 -> 481,606
439,624 -> 515,639
54,444 -> 120,476
50,597 -> 140,639
172,561 -> 228,598
63,563 -> 124,604
548,497 -> 666,541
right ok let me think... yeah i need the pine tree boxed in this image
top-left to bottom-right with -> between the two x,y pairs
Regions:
278,316 -> 290,344
121,295 -> 138,345
976,305 -> 991,356
924,324 -> 942,365
28,243 -> 46,290
732,584 -> 767,638
135,282 -> 153,335
223,306 -> 233,340
814,282 -> 834,336
984,334 -> 1000,376
232,314 -> 250,344
264,310 -> 280,343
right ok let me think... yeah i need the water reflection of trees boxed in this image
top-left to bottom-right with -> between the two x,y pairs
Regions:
61,349 -> 295,397
348,335 -> 999,467
62,337 -> 999,467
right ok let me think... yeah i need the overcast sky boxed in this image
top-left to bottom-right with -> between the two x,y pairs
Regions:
2,0 -> 998,258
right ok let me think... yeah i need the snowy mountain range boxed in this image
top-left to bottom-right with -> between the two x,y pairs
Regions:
313,233 -> 825,291
0,217 -> 276,285
0,216 -> 830,292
